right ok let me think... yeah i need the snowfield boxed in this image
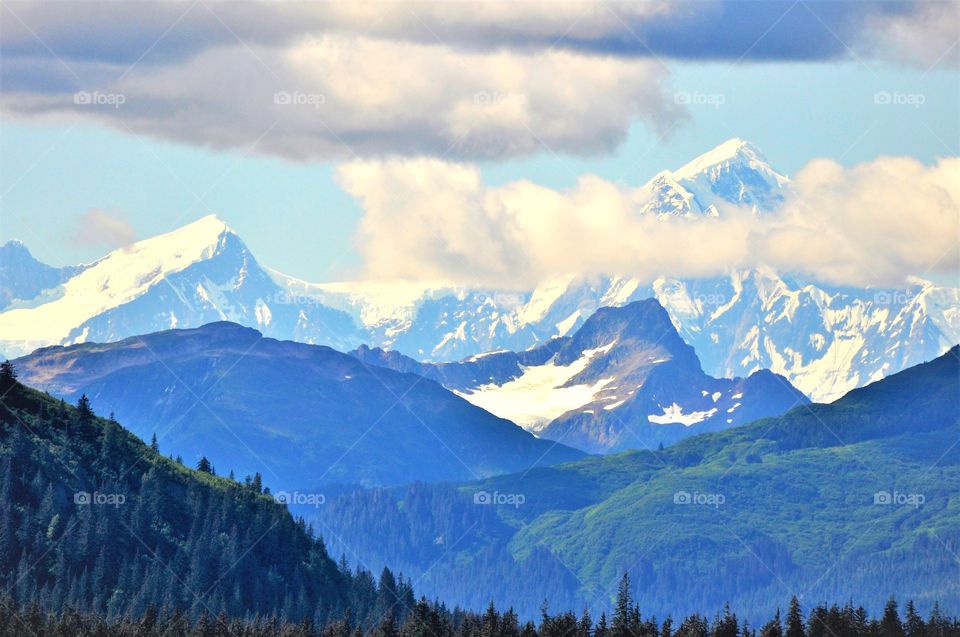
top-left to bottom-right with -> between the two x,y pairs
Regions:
455,342 -> 616,431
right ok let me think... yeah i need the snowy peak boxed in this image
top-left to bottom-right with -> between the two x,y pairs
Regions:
0,215 -> 242,344
147,214 -> 233,250
82,214 -> 236,276
673,138 -> 774,181
641,139 -> 789,216
71,214 -> 237,301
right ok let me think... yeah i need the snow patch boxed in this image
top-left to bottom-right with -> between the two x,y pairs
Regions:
555,310 -> 582,337
647,403 -> 718,427
456,342 -> 617,432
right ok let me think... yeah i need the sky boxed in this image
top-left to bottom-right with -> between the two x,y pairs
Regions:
0,0 -> 958,286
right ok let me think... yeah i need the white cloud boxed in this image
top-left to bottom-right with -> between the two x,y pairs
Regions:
337,155 -> 960,288
1,0 -> 954,160
3,35 -> 680,161
864,1 -> 960,69
760,156 -> 960,285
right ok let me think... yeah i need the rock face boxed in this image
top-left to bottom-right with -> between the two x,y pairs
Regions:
1,140 -> 956,403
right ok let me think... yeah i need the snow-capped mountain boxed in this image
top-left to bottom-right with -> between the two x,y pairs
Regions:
319,268 -> 957,402
0,139 -> 956,403
646,270 -> 960,403
638,138 -> 789,217
0,216 -> 363,357
352,299 -> 809,453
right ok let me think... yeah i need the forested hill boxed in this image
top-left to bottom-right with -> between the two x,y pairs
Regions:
316,346 -> 960,620
0,365 -> 414,624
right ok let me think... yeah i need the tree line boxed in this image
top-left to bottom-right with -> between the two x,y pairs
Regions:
0,576 -> 957,637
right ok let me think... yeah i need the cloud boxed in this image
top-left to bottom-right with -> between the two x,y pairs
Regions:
2,35 -> 680,161
863,1 -> 960,69
71,209 -> 136,249
0,0 -> 955,161
760,156 -> 960,285
337,155 -> 960,288
2,1 -> 952,66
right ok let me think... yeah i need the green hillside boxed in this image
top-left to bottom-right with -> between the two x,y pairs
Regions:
0,365 -> 413,623
318,347 -> 960,620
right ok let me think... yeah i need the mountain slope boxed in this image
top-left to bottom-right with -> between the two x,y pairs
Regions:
12,322 -> 583,489
354,299 -> 809,453
316,347 -> 960,620
0,371 -> 354,621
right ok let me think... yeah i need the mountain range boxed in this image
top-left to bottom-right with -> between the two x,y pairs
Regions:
12,322 -> 583,489
316,345 -> 960,620
1,139 -> 956,405
353,299 -> 809,453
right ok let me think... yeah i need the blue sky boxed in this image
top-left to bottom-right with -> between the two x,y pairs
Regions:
0,1 -> 957,286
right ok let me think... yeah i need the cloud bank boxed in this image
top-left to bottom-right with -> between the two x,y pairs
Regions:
1,0 -> 956,161
337,155 -> 960,288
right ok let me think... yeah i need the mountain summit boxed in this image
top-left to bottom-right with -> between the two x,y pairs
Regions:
640,138 -> 789,216
672,138 -> 780,181
0,215 -> 363,357
354,299 -> 809,453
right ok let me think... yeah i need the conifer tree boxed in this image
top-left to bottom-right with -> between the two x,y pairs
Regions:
882,599 -> 905,637
196,456 -> 213,474
0,360 -> 17,385
613,574 -> 632,637
595,613 -> 609,637
77,394 -> 94,420
786,597 -> 805,637
905,601 -> 925,637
